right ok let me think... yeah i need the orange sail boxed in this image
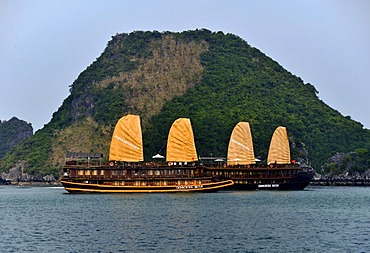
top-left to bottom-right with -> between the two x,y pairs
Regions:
227,122 -> 256,166
267,126 -> 290,165
166,118 -> 198,162
109,114 -> 144,162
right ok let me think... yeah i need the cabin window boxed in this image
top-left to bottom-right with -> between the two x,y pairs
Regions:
113,170 -> 118,176
100,170 -> 104,176
155,170 -> 160,176
78,170 -> 84,176
70,170 -> 77,177
92,170 -> 98,176
85,170 -> 91,176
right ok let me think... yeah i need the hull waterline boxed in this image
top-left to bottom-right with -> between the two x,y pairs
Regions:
61,179 -> 234,193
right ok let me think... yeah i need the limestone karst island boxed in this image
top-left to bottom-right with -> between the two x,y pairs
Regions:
1,30 -> 370,188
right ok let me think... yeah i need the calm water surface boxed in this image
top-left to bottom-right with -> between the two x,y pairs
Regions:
0,186 -> 369,252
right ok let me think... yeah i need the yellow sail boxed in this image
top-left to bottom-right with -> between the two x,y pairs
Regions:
109,114 -> 144,162
267,126 -> 290,165
227,122 -> 256,166
166,118 -> 198,162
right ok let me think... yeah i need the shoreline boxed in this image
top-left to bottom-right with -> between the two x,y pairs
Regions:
2,181 -> 62,187
310,178 -> 370,187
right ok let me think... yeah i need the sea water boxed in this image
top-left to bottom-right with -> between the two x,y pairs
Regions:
0,186 -> 369,253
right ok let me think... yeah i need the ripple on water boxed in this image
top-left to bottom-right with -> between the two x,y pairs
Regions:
1,186 -> 370,252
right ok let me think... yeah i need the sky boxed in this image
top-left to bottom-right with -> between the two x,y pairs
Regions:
1,0 -> 369,131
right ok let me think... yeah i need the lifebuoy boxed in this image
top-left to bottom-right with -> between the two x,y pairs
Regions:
269,164 -> 273,168
247,164 -> 251,169
223,164 -> 227,168
109,162 -> 114,167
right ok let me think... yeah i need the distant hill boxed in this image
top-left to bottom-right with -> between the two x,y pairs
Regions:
0,117 -> 33,158
1,29 -> 369,177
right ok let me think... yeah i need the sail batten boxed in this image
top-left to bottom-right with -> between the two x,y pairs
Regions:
166,118 -> 198,162
267,126 -> 290,164
227,122 -> 256,165
109,114 -> 143,162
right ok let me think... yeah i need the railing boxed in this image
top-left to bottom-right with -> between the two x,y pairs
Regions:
67,173 -> 210,180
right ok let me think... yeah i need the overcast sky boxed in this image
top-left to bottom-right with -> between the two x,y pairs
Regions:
1,0 -> 369,131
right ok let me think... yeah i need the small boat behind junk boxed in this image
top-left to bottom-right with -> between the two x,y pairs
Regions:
204,123 -> 314,190
61,115 -> 233,193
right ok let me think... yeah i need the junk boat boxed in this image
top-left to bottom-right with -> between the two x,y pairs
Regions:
204,122 -> 314,190
61,115 -> 233,193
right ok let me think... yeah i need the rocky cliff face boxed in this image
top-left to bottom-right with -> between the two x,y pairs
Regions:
0,117 -> 33,158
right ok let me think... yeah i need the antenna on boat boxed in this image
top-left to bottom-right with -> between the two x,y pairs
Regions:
156,140 -> 167,158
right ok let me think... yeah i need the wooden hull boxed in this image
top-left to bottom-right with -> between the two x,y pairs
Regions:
206,165 -> 314,191
61,179 -> 234,193
230,179 -> 311,190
